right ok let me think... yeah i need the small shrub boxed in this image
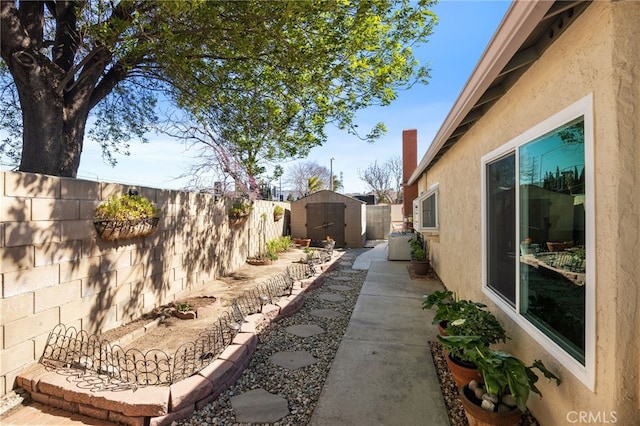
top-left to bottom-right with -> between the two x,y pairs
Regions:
95,194 -> 160,221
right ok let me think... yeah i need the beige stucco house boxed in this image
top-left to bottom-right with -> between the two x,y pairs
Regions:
408,1 -> 639,424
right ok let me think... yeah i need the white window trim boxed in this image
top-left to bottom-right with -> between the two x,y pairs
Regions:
480,94 -> 595,390
415,183 -> 439,232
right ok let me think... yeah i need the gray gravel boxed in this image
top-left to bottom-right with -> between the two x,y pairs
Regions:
174,264 -> 367,426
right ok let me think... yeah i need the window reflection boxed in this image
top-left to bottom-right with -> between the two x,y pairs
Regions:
519,117 -> 586,363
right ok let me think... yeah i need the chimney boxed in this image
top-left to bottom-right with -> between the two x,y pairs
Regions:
402,129 -> 418,224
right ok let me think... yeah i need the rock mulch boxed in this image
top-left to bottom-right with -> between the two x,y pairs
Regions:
174,261 -> 366,425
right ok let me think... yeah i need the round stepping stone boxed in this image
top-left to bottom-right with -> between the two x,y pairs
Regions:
230,388 -> 289,423
328,285 -> 352,292
318,293 -> 346,303
332,276 -> 354,282
310,309 -> 341,319
285,324 -> 325,338
270,350 -> 318,369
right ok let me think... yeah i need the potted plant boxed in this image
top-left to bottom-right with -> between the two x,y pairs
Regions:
408,233 -> 429,275
229,200 -> 252,224
273,205 -> 284,221
445,336 -> 561,426
436,302 -> 508,388
94,193 -> 161,241
293,237 -> 311,247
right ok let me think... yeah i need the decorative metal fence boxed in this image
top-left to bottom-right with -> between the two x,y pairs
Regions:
39,264 -> 313,387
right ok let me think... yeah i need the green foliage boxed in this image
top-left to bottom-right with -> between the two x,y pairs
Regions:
94,195 -> 160,221
445,305 -> 508,352
2,1 -> 438,177
437,336 -> 561,411
409,234 -> 427,261
175,302 -> 191,312
274,205 -> 284,218
229,200 -> 252,218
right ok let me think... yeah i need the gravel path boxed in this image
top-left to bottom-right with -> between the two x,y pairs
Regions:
175,262 -> 367,426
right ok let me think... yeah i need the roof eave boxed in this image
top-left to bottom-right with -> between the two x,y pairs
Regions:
407,0 -> 555,185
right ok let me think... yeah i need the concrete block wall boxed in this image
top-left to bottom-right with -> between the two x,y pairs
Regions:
0,171 -> 289,397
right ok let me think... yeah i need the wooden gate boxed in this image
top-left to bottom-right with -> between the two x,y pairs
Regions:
306,202 -> 345,247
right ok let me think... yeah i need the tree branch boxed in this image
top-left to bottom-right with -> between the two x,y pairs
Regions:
53,0 -> 79,72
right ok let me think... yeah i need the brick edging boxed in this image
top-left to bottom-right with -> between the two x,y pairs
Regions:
16,255 -> 341,426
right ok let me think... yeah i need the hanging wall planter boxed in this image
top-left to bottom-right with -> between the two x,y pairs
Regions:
94,217 -> 160,241
94,191 -> 160,241
228,200 -> 252,225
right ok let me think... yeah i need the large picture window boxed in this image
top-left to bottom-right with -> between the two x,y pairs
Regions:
482,95 -> 594,387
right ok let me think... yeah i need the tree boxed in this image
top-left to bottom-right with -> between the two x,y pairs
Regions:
358,156 -> 403,203
286,161 -> 331,199
1,1 -> 437,177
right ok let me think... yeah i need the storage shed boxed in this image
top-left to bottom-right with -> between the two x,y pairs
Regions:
290,190 -> 366,248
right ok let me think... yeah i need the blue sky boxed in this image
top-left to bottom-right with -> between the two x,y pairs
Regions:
75,1 -> 512,193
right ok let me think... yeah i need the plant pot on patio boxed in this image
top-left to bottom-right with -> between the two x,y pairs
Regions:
459,384 -> 522,426
445,354 -> 483,389
411,259 -> 430,275
294,238 -> 311,247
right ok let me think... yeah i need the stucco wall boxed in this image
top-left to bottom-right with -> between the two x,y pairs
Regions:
417,2 -> 640,424
0,171 -> 289,396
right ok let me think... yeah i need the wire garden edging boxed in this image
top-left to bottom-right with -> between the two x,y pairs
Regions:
39,263 -> 315,387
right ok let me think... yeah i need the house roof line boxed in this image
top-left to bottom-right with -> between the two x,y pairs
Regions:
407,0 -> 557,185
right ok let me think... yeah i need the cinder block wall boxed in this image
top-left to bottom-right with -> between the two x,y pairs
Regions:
0,171 -> 289,396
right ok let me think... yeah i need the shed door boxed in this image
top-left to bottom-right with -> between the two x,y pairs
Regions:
306,202 -> 345,247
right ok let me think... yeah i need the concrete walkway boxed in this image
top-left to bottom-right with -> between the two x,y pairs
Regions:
1,245 -> 450,425
310,249 -> 450,425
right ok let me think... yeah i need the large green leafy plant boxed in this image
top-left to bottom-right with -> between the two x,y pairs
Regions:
438,336 -> 561,412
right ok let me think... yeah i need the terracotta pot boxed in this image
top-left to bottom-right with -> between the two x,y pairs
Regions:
411,260 -> 429,275
445,354 -> 482,389
459,385 -> 522,426
437,320 -> 448,336
294,238 -> 311,247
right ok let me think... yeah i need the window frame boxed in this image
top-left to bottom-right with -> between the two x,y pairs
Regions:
414,183 -> 439,232
480,94 -> 595,390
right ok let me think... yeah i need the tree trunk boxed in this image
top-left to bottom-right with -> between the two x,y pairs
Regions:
13,65 -> 88,177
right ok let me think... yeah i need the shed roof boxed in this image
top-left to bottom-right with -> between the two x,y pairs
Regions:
292,190 -> 366,204
407,0 -> 589,185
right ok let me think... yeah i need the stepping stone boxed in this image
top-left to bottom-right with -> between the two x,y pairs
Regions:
328,285 -> 352,292
318,293 -> 345,303
285,324 -> 325,338
230,388 -> 289,423
310,309 -> 341,319
270,350 -> 318,369
332,276 -> 354,282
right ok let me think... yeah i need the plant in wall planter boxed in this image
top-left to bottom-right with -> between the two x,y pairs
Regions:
229,200 -> 252,225
273,205 -> 284,221
447,336 -> 561,426
94,192 -> 161,241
